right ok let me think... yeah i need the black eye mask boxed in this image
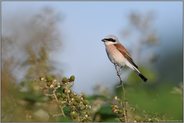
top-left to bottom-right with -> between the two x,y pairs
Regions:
106,38 -> 116,42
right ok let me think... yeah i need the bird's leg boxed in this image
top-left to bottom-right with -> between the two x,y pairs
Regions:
114,63 -> 123,86
114,63 -> 119,73
117,66 -> 121,73
114,64 -> 121,74
118,66 -> 124,74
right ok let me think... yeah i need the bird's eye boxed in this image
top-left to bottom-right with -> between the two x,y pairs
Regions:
107,38 -> 116,42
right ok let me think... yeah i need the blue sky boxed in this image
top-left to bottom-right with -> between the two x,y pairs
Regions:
2,1 -> 183,94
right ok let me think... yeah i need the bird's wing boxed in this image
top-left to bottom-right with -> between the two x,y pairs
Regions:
114,43 -> 138,69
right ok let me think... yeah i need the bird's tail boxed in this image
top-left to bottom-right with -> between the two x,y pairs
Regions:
126,61 -> 147,82
138,73 -> 147,82
133,66 -> 147,82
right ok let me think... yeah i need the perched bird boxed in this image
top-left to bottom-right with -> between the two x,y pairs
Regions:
102,35 -> 147,82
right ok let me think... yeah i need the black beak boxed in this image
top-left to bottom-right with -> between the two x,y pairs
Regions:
101,38 -> 106,42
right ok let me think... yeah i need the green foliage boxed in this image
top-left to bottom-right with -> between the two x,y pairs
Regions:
112,66 -> 182,122
115,82 -> 183,121
96,104 -> 117,121
40,75 -> 92,122
2,73 -> 182,122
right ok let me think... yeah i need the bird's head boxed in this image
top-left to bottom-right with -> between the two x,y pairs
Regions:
101,35 -> 119,45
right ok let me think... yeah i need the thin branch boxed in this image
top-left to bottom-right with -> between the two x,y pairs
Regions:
114,63 -> 128,122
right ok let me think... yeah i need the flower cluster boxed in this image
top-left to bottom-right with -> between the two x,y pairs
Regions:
40,75 -> 92,122
111,96 -> 127,122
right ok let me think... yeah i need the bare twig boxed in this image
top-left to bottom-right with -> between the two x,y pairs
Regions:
114,64 -> 128,122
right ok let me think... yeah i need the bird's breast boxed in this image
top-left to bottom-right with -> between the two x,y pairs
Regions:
106,45 -> 126,66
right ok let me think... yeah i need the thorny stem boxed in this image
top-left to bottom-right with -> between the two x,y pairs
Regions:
114,64 -> 128,123
53,87 -> 66,117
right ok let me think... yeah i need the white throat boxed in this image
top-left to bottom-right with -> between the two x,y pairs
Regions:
104,41 -> 117,46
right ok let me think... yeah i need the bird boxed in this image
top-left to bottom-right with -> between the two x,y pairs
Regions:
101,35 -> 147,82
